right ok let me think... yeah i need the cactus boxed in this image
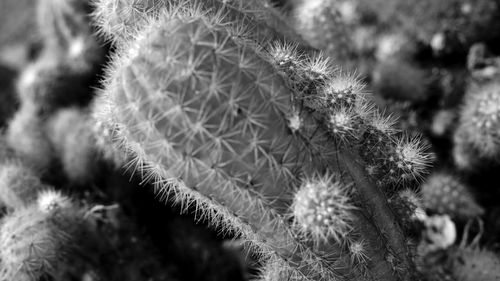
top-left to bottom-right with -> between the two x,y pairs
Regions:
92,1 -> 434,280
291,174 -> 355,244
91,0 -> 299,48
453,80 -> 500,168
388,189 -> 424,234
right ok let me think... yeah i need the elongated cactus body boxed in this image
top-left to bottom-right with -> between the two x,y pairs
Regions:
95,12 -> 346,280
93,2 -> 433,280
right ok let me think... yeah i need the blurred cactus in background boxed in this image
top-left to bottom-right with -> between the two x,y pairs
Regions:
420,173 -> 483,220
454,80 -> 500,168
0,0 -> 500,281
91,1 -> 435,280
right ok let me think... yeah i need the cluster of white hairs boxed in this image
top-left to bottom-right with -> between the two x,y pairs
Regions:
266,40 -> 432,190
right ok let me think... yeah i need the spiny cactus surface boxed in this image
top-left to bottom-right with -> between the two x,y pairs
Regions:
92,1 -> 435,280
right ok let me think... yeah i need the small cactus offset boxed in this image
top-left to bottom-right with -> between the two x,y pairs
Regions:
291,174 -> 355,244
92,1 -> 434,280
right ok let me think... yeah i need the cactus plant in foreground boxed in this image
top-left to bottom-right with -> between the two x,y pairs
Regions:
92,1 -> 433,280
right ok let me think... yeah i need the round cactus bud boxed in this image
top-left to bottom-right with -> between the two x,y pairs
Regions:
359,113 -> 398,178
304,73 -> 365,114
384,134 -> 432,186
0,160 -> 46,210
325,105 -> 361,142
362,131 -> 432,189
348,239 -> 369,265
455,81 -> 500,159
267,41 -> 302,79
420,173 -> 484,220
292,174 -> 355,243
322,73 -> 364,108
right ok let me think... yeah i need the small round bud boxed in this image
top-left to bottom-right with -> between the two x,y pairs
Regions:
349,239 -> 369,264
37,189 -> 72,213
292,174 -> 355,243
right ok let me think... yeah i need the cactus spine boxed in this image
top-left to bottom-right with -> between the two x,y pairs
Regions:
93,1 -> 433,280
